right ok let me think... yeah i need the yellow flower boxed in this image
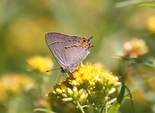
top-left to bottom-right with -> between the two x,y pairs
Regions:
147,15 -> 155,33
8,17 -> 57,53
0,85 -> 8,102
48,83 -> 88,104
47,63 -> 120,110
27,56 -> 54,75
70,63 -> 120,95
123,38 -> 148,58
0,74 -> 35,94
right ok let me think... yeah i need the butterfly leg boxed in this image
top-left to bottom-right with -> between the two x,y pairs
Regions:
54,69 -> 61,84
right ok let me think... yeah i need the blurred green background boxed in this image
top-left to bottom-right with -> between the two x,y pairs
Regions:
1,0 -> 155,113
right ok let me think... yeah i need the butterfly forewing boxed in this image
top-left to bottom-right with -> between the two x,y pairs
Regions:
45,33 -> 67,69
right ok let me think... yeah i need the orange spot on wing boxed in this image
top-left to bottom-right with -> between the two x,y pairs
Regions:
80,40 -> 87,45
80,40 -> 92,48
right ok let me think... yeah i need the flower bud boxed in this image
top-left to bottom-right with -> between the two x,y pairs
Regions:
56,88 -> 62,94
114,82 -> 121,87
62,94 -> 68,98
72,86 -> 78,100
67,88 -> 73,97
109,88 -> 116,94
79,93 -> 88,104
62,97 -> 73,102
78,89 -> 84,97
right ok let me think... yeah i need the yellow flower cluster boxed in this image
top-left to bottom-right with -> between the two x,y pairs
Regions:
27,56 -> 54,75
70,63 -> 120,93
49,63 -> 120,103
147,15 -> 155,33
48,80 -> 88,104
123,38 -> 148,58
0,74 -> 34,102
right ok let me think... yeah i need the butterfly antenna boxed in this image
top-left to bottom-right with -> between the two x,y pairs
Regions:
89,36 -> 94,40
54,69 -> 61,84
46,70 -> 51,72
46,68 -> 61,72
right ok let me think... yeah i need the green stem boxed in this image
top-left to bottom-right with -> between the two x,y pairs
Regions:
41,76 -> 47,96
86,89 -> 93,104
77,101 -> 85,113
39,73 -> 48,97
104,96 -> 109,113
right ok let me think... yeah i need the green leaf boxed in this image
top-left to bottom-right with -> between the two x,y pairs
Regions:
108,79 -> 125,113
139,4 -> 155,8
114,56 -> 155,66
116,0 -> 155,8
107,98 -> 117,105
125,86 -> 135,113
116,0 -> 143,8
124,91 -> 136,98
34,108 -> 55,113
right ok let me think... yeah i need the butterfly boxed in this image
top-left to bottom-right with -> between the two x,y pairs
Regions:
45,32 -> 93,82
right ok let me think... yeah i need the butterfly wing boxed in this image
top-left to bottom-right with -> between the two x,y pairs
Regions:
45,32 -> 92,72
62,35 -> 91,72
45,32 -> 68,70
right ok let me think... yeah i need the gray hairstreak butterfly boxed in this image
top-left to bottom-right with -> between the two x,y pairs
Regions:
45,32 -> 93,82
